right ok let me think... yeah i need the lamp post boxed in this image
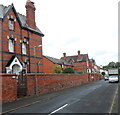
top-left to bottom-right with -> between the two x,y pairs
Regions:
34,45 -> 42,95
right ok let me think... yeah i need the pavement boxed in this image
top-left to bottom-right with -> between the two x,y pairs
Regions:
2,89 -> 67,114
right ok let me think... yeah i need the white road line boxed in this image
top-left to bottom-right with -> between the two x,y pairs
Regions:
109,86 -> 118,113
48,104 -> 68,115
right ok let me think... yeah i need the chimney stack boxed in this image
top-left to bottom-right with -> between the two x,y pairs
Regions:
77,50 -> 81,60
25,0 -> 36,29
63,53 -> 66,60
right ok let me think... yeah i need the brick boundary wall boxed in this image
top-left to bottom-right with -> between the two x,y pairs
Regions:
26,73 -> 103,96
1,73 -> 103,103
0,74 -> 17,103
26,73 -> 89,96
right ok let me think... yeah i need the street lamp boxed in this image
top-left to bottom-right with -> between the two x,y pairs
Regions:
34,45 -> 42,56
34,45 -> 42,95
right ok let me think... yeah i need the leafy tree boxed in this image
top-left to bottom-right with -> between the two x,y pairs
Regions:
116,62 -> 120,68
103,61 -> 120,70
101,72 -> 105,76
108,62 -> 116,68
63,68 -> 74,74
54,64 -> 62,73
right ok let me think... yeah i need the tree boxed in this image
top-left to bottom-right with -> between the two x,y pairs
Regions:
54,64 -> 62,73
103,61 -> 120,70
63,68 -> 74,74
101,72 -> 105,76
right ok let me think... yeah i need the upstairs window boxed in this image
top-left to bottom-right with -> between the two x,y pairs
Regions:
22,39 -> 28,55
22,43 -> 26,54
9,20 -> 14,30
9,38 -> 14,52
8,35 -> 16,53
8,15 -> 15,31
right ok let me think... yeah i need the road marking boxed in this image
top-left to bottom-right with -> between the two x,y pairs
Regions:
3,97 -> 57,114
109,86 -> 118,113
48,104 -> 68,115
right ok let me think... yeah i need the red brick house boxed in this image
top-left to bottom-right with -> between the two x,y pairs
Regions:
43,55 -> 73,73
0,0 -> 44,74
89,59 -> 100,73
61,51 -> 99,74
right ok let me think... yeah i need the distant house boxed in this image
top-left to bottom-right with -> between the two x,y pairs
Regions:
61,50 -> 100,74
43,55 -> 73,73
0,1 -> 44,74
89,59 -> 100,73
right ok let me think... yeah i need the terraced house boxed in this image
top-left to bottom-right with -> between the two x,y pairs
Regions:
0,0 -> 44,74
61,51 -> 100,74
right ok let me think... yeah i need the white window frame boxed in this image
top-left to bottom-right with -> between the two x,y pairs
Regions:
9,39 -> 14,52
22,43 -> 27,54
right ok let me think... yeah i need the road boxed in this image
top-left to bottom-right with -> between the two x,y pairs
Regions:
9,80 -> 118,114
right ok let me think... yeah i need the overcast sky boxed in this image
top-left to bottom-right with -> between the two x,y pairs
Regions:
0,0 -> 119,66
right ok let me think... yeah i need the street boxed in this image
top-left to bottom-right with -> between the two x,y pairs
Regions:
4,79 -> 118,114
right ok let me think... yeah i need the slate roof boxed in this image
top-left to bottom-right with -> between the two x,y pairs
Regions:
61,54 -> 89,63
43,55 -> 73,66
0,4 -> 44,36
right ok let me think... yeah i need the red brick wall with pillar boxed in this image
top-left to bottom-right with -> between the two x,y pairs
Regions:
26,73 -> 89,96
1,74 -> 17,103
1,73 -> 103,103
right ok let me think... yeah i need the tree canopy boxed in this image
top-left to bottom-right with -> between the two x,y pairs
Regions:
103,61 -> 120,70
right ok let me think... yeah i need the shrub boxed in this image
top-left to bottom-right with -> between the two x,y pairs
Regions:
63,68 -> 74,74
54,64 -> 62,73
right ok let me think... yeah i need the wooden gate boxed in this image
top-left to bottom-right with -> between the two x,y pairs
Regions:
17,73 -> 27,97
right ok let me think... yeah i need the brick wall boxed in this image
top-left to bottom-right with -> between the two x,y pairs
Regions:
27,73 -> 103,96
1,73 -> 103,103
43,56 -> 55,73
1,74 -> 17,103
73,62 -> 87,73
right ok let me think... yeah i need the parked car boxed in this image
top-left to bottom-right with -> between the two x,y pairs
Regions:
109,75 -> 119,83
104,75 -> 109,81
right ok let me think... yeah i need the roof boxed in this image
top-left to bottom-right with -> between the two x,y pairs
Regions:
0,4 -> 44,36
61,54 -> 89,63
6,55 -> 22,67
43,55 -> 73,66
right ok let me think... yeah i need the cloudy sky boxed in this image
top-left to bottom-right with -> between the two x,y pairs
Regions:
1,0 -> 119,66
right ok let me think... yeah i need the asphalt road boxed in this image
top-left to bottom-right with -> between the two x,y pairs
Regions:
9,80 -> 118,114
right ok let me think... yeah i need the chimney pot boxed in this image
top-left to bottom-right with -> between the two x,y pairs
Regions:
63,53 -> 66,60
77,50 -> 81,61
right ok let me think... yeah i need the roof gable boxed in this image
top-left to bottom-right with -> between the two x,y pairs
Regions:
61,54 -> 89,63
0,4 -> 44,36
